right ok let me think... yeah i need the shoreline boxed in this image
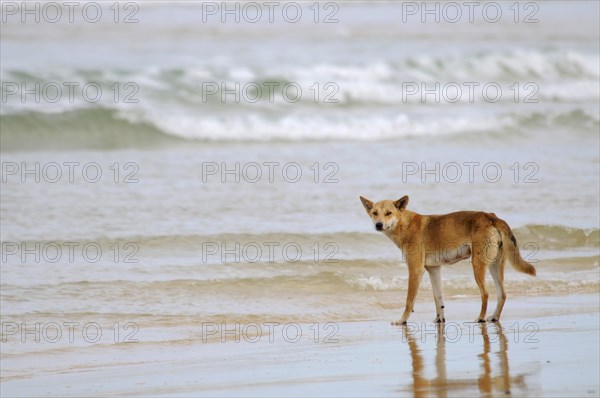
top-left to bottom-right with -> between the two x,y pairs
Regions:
1,294 -> 599,397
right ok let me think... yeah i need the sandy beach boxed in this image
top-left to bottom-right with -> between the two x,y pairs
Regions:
2,294 -> 598,397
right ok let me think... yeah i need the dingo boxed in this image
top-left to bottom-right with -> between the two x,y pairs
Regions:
359,195 -> 536,325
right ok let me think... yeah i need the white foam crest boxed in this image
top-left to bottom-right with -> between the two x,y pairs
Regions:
341,272 -> 599,293
129,112 -> 516,142
541,81 -> 600,102
2,49 -> 598,115
342,274 -> 407,291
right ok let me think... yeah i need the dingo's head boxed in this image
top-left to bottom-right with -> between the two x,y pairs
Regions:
359,195 -> 409,232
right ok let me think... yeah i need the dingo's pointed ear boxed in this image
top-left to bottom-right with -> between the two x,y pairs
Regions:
359,196 -> 373,212
394,195 -> 409,210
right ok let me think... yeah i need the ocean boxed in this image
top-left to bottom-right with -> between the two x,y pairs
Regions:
1,0 -> 599,387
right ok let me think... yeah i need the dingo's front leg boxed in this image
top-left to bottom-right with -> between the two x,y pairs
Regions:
426,266 -> 446,323
393,259 -> 425,325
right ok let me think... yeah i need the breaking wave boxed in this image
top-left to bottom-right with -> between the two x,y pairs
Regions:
1,107 -> 597,149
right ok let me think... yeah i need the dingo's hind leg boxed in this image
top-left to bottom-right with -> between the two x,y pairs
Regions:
472,257 -> 488,323
471,224 -> 502,322
488,249 -> 506,322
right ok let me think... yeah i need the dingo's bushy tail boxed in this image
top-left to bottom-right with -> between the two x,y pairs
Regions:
494,218 -> 536,276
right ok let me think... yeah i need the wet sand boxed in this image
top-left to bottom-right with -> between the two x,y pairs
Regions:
1,294 -> 598,397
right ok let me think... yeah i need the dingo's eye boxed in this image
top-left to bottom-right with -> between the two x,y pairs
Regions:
372,211 -> 378,216
385,211 -> 392,216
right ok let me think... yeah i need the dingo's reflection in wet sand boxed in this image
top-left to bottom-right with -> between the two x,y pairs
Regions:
401,323 -> 527,397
